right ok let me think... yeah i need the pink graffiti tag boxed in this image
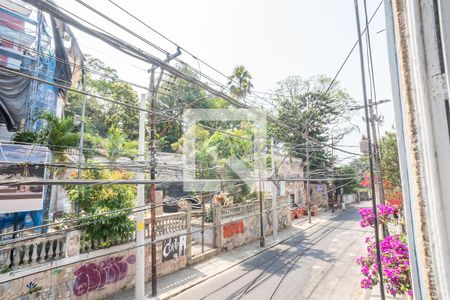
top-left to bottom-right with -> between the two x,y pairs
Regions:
73,255 -> 136,296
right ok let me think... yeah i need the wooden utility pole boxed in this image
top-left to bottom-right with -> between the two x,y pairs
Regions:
271,138 -> 278,241
368,100 -> 385,205
304,129 -> 311,223
148,67 -> 158,297
353,0 -> 385,298
330,136 -> 336,213
148,48 -> 181,297
76,68 -> 87,216
257,141 -> 265,247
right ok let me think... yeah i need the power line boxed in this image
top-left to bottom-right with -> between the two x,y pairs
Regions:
0,66 -> 253,143
26,0 -> 361,157
323,0 -> 384,97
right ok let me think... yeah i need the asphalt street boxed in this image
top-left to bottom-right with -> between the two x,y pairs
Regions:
172,205 -> 372,300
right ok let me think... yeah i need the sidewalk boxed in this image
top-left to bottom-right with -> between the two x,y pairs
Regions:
113,209 -> 338,300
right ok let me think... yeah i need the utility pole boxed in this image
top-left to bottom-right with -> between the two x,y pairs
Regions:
77,69 -> 87,179
330,136 -> 335,213
271,138 -> 278,241
76,68 -> 87,216
304,130 -> 311,223
353,0 -> 385,298
257,140 -> 265,247
135,94 -> 146,300
368,100 -> 385,205
148,67 -> 158,297
147,48 -> 181,297
362,0 -> 385,206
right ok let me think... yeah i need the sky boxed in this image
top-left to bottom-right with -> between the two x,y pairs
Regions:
57,0 -> 395,161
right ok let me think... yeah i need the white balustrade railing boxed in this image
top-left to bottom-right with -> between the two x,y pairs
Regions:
146,212 -> 187,238
0,233 -> 66,270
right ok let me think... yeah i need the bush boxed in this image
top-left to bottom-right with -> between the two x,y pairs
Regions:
12,129 -> 40,144
356,205 -> 412,297
66,169 -> 135,245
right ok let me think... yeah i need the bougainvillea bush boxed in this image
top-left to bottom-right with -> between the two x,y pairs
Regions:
358,204 -> 397,228
357,205 -> 412,297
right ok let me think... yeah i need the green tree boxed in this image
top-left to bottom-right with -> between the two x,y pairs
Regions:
66,169 -> 135,245
380,131 -> 401,189
95,126 -> 138,163
171,123 -> 254,202
29,113 -> 80,220
156,64 -> 229,152
380,131 -> 403,209
334,164 -> 359,194
37,112 -> 79,162
228,65 -> 254,100
270,75 -> 355,169
65,56 -> 139,140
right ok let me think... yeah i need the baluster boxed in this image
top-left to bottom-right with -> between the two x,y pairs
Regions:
39,241 -> 46,262
93,239 -> 98,250
85,236 -> 91,252
23,244 -> 30,265
54,239 -> 61,258
60,239 -> 66,258
82,233 -> 88,252
13,245 -> 21,266
48,240 -> 54,259
79,233 -> 84,253
5,248 -> 12,268
157,219 -> 160,235
31,243 -> 38,265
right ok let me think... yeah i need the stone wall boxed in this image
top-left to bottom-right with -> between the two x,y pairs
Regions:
219,199 -> 291,250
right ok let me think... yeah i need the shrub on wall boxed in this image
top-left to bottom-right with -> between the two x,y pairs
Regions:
66,169 -> 136,246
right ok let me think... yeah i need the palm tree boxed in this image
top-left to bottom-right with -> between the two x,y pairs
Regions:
37,112 -> 79,221
96,126 -> 138,163
38,112 -> 80,162
228,65 -> 254,100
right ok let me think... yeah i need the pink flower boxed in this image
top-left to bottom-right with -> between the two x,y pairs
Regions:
356,234 -> 412,297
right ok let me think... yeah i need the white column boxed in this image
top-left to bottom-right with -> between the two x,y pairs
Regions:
135,94 -> 146,300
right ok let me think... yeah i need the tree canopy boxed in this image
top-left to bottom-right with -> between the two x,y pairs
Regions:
270,75 -> 355,169
65,56 -> 139,141
228,65 -> 254,100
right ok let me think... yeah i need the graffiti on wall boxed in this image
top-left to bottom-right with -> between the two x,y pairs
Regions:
162,236 -> 186,262
73,254 -> 136,296
223,220 -> 244,238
